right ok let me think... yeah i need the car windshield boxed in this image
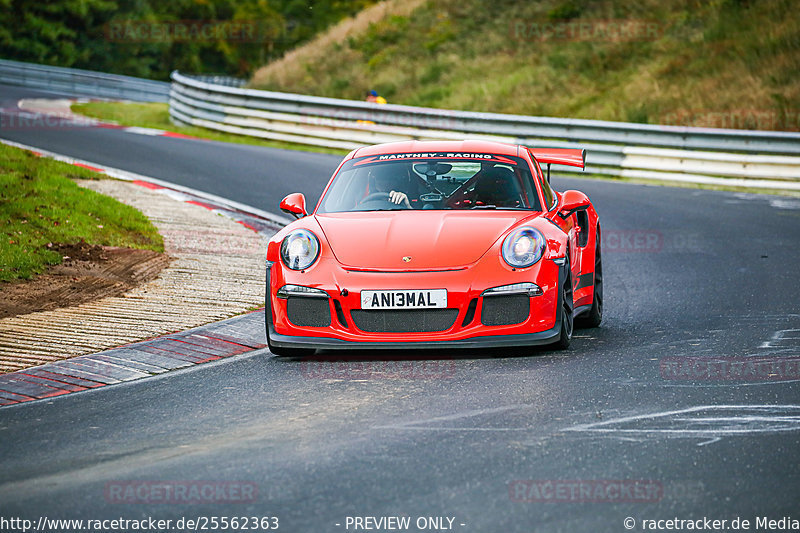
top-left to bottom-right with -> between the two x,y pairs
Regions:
317,153 -> 542,213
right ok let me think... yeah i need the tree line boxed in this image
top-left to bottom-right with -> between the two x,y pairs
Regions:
0,0 -> 375,80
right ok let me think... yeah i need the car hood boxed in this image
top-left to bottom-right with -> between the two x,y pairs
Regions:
315,211 -> 535,270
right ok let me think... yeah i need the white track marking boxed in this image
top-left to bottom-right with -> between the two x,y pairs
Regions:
564,405 -> 800,441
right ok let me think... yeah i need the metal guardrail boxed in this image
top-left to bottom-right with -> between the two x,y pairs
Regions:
170,70 -> 800,190
0,59 -> 170,102
187,75 -> 247,88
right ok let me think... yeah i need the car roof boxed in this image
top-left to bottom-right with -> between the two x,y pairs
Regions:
348,140 -> 521,160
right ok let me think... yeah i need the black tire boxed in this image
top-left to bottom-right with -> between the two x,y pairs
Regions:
551,255 -> 573,350
575,231 -> 603,328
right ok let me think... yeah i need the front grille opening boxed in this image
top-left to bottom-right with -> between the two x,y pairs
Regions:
461,298 -> 478,327
287,297 -> 331,327
480,294 -> 530,326
351,309 -> 459,333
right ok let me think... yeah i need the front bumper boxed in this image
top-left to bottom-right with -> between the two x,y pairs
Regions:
266,322 -> 562,350
265,257 -> 566,351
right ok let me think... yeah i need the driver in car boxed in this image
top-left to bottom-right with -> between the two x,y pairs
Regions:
367,164 -> 413,208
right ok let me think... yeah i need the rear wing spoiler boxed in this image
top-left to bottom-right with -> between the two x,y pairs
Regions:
528,148 -> 586,183
529,148 -> 586,169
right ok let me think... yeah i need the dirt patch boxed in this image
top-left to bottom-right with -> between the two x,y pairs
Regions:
0,241 -> 170,319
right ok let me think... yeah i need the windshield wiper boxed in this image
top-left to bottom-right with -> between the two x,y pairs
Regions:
470,205 -> 531,211
352,207 -> 407,212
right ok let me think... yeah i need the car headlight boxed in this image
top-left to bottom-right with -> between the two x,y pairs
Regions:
280,229 -> 320,270
501,227 -> 545,268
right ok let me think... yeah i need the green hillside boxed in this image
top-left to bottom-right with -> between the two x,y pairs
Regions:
250,0 -> 800,130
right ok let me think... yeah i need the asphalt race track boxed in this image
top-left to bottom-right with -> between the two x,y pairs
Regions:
1,83 -> 799,533
0,85 -> 341,210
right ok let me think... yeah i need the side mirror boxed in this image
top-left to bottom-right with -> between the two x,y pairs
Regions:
558,190 -> 590,219
280,193 -> 308,219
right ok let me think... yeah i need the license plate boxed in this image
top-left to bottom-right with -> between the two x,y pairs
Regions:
361,289 -> 447,309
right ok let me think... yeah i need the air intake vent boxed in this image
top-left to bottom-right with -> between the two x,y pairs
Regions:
351,309 -> 458,333
287,297 -> 331,327
481,295 -> 529,326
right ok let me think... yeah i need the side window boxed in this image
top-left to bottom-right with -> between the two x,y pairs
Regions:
541,173 -> 556,210
531,156 -> 556,210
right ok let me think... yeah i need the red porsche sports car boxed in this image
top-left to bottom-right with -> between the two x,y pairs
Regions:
265,140 -> 601,356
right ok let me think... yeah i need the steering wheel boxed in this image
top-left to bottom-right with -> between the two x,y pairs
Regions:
355,192 -> 410,210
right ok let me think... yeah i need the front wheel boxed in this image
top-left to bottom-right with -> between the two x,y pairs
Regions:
551,256 -> 573,350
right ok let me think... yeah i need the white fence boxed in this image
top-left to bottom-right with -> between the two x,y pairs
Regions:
0,59 -> 170,102
169,72 -> 800,191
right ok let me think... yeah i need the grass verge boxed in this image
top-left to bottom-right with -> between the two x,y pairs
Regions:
71,101 -> 349,156
251,0 -> 799,130
0,143 -> 164,282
